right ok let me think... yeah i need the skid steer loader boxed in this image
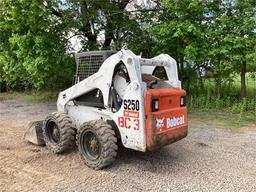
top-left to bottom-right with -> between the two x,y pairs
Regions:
24,49 -> 188,169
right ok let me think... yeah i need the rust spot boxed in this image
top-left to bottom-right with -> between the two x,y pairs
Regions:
147,125 -> 188,151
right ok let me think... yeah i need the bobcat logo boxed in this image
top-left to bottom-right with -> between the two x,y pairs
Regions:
156,118 -> 165,128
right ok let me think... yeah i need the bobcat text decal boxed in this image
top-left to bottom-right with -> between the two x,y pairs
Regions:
166,115 -> 185,128
156,115 -> 185,130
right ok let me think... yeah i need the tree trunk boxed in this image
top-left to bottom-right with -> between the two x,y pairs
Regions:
240,60 -> 246,99
103,18 -> 114,49
199,74 -> 204,90
177,56 -> 185,85
215,76 -> 221,98
196,62 -> 204,90
80,1 -> 97,50
180,56 -> 184,81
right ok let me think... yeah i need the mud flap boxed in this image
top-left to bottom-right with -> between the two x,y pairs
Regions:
24,121 -> 45,145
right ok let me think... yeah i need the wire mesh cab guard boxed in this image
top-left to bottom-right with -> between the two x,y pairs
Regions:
74,51 -> 116,84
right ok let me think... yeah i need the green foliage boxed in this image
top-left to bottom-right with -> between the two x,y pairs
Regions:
0,0 -> 153,90
0,0 -> 75,90
188,95 -> 255,113
151,0 -> 209,74
66,0 -> 152,53
187,75 -> 256,114
151,0 -> 256,99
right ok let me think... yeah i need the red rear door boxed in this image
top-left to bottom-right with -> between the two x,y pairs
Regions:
144,88 -> 188,151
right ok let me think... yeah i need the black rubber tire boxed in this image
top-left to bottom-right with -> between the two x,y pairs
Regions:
43,112 -> 76,154
77,120 -> 118,170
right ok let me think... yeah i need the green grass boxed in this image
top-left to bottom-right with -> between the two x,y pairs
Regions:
189,110 -> 255,128
188,74 -> 255,112
187,74 -> 255,128
189,73 -> 255,98
229,73 -> 255,97
0,91 -> 59,102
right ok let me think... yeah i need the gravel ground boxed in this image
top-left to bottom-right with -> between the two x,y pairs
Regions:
0,99 -> 256,192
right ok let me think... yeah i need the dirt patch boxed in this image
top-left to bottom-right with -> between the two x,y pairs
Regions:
0,99 -> 256,192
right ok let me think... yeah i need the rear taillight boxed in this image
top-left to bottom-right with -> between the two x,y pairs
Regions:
180,96 -> 186,107
152,99 -> 159,112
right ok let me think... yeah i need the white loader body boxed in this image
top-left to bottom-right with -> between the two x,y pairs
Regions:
57,49 -> 181,152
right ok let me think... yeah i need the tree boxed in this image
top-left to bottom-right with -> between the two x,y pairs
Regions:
0,0 -> 74,90
150,0 -> 256,99
0,0 -> 154,90
151,0 -> 210,88
65,0 -> 152,51
205,0 -> 234,98
222,0 -> 256,99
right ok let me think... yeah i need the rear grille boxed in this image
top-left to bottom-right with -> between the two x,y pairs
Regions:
76,55 -> 103,82
75,51 -> 115,84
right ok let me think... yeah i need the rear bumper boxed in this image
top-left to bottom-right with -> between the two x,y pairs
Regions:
146,116 -> 188,151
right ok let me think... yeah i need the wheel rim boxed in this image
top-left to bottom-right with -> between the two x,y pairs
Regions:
81,130 -> 101,160
46,121 -> 60,143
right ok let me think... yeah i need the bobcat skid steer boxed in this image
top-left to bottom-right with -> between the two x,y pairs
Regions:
24,49 -> 188,169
